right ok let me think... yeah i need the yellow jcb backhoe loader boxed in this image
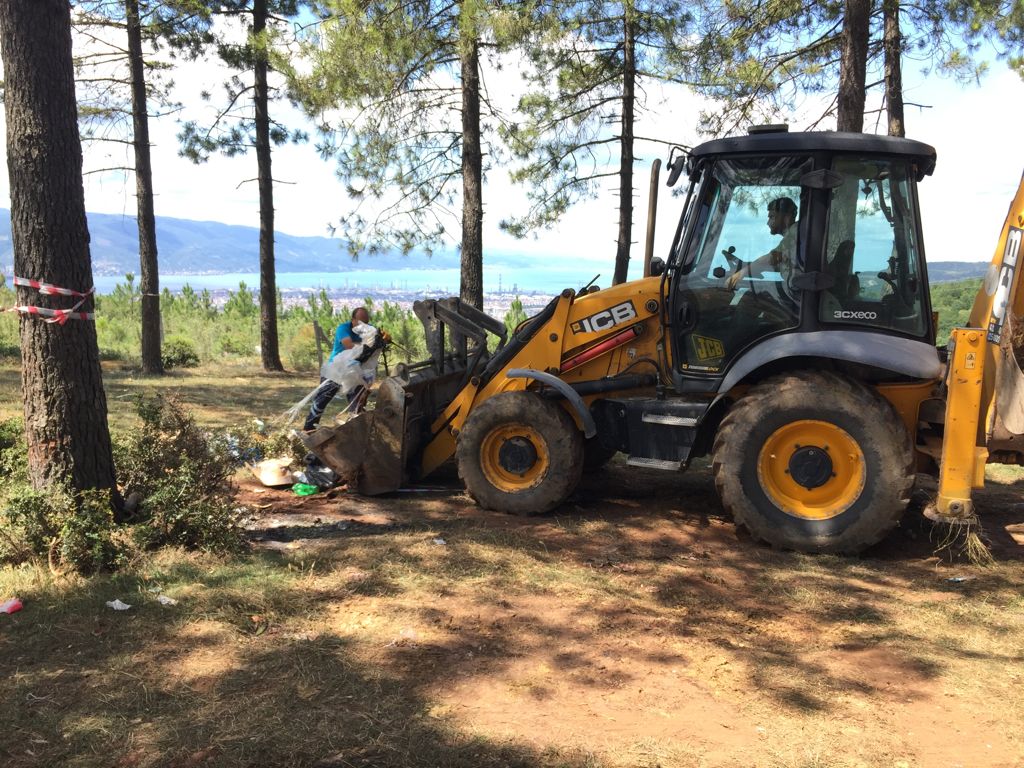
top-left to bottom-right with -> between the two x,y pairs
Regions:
300,127 -> 1024,554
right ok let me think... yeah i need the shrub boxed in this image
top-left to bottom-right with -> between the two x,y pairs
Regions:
0,486 -> 120,574
162,336 -> 200,369
217,332 -> 254,357
285,323 -> 321,372
0,418 -> 27,491
114,396 -> 244,553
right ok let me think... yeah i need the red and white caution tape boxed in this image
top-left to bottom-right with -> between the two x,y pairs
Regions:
12,275 -> 94,298
1,274 -> 96,323
6,305 -> 94,325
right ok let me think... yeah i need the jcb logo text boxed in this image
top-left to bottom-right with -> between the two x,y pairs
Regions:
571,301 -> 638,335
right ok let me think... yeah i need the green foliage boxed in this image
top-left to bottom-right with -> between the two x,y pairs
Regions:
0,285 -> 20,355
114,396 -> 244,553
683,0 -> 1024,135
931,277 -> 983,343
504,295 -> 528,336
162,336 -> 201,369
0,486 -> 121,574
285,0 -> 514,257
176,0 -> 309,164
0,418 -> 28,492
503,1 -> 691,236
88,277 -> 530,374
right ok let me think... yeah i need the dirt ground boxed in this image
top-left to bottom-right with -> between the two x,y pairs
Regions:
234,458 -> 1024,768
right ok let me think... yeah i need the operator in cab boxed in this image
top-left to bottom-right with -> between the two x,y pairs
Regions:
726,196 -> 799,290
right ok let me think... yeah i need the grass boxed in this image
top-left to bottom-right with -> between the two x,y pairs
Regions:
1,358 -> 1024,766
0,359 -> 326,432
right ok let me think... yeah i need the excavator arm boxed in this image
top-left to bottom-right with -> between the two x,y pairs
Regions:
930,171 -> 1024,521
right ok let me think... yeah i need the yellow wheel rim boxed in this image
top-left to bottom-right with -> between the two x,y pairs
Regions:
480,424 -> 551,493
757,420 -> 866,520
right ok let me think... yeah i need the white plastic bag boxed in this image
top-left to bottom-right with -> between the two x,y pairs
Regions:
321,321 -> 381,391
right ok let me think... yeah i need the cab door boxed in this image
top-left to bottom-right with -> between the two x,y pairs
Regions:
670,156 -> 812,385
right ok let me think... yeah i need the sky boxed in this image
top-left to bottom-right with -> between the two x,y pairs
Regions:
0,20 -> 1022,281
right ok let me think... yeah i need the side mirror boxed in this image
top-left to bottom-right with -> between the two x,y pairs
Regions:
666,156 -> 686,187
713,266 -> 726,279
649,257 -> 666,277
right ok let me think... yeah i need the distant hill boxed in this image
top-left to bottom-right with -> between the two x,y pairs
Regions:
926,262 -> 987,283
0,208 -> 459,276
0,208 -> 991,282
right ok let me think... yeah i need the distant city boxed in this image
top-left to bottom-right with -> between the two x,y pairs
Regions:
0,208 -> 988,320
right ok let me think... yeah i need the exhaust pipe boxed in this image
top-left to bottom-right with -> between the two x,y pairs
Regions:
644,159 -> 661,278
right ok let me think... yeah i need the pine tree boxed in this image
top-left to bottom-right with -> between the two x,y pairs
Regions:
74,1 -> 208,375
289,0 -> 519,310
178,0 -> 308,370
502,0 -> 691,284
686,0 -> 1024,136
0,0 -> 120,503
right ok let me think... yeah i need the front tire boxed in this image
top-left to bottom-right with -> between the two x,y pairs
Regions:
712,371 -> 914,554
457,392 -> 584,515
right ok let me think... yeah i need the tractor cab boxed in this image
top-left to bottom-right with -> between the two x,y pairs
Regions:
663,129 -> 939,394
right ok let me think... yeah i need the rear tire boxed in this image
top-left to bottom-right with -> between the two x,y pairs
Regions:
712,371 -> 914,554
457,392 -> 584,515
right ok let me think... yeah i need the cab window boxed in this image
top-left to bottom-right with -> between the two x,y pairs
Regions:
819,158 -> 926,337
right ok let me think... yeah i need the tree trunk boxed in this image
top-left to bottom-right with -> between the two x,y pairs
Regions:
613,2 -> 636,286
883,0 -> 905,137
0,0 -> 119,500
837,0 -> 870,132
460,31 -> 484,311
126,0 -> 163,375
253,0 -> 283,371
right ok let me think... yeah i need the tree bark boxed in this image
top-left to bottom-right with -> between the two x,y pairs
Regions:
253,0 -> 283,371
460,29 -> 484,311
837,0 -> 870,132
883,0 -> 905,137
126,0 -> 163,375
0,0 -> 119,499
613,2 -> 636,286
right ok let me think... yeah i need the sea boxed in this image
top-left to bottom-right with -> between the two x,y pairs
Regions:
90,265 -> 617,298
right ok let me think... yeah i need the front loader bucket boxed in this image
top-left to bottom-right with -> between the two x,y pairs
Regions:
298,297 -> 512,495
297,376 -> 409,495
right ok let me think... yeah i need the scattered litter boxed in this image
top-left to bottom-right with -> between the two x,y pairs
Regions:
432,538 -> 446,546
105,599 -> 132,611
946,576 -> 977,583
336,522 -> 349,531
1,598 -> 23,615
386,627 -> 419,647
252,457 -> 295,488
146,586 -> 162,593
292,483 -> 320,496
156,595 -> 178,606
304,464 -> 339,490
253,418 -> 267,433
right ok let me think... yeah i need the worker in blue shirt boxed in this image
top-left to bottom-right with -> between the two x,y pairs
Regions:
303,307 -> 370,431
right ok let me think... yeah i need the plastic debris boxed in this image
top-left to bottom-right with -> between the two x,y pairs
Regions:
1,598 -> 23,615
432,538 -> 446,546
946,575 -> 977,583
292,483 -> 320,496
105,599 -> 132,611
253,457 -> 295,487
156,595 -> 178,606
